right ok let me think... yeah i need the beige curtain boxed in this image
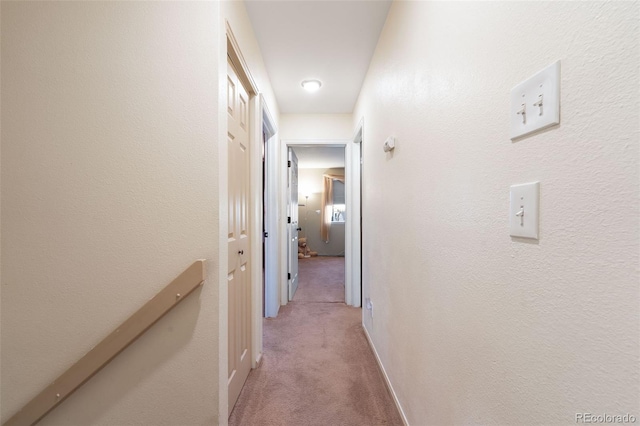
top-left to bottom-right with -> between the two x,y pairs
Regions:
320,174 -> 345,242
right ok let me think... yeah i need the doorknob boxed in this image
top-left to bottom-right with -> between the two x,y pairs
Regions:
238,250 -> 244,255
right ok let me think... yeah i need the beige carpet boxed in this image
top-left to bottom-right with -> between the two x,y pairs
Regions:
293,257 -> 345,303
229,256 -> 403,426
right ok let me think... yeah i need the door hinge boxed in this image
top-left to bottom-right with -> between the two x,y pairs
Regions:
264,231 -> 269,238
288,160 -> 291,167
287,216 -> 291,223
288,273 -> 291,280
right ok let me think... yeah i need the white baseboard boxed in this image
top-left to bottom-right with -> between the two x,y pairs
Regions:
362,325 -> 409,426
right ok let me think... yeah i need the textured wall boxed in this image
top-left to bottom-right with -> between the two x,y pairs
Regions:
280,114 -> 354,140
1,2 -> 220,425
354,1 -> 639,424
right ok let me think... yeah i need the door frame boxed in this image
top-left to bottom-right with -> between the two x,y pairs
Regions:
352,118 -> 363,308
259,95 -> 279,322
276,139 -> 361,307
222,21 -> 274,421
226,23 -> 278,369
253,94 -> 278,356
286,147 -> 300,301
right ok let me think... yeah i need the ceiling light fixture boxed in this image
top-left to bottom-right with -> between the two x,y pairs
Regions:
301,79 -> 322,92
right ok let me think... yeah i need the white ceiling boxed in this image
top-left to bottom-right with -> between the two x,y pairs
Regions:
293,147 -> 345,169
245,0 -> 392,114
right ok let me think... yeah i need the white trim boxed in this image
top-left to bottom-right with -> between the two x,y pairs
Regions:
363,326 -> 409,426
278,139 -> 361,307
261,94 -> 277,136
348,124 -> 362,307
250,96 -> 261,368
262,95 -> 280,319
353,117 -> 364,144
345,143 -> 354,305
278,141 -> 289,306
225,21 -> 258,95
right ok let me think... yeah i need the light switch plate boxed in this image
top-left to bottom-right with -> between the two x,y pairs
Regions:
510,182 -> 539,239
510,61 -> 560,139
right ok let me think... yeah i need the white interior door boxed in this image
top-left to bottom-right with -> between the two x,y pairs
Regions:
227,57 -> 251,415
263,107 -> 279,318
287,148 -> 299,301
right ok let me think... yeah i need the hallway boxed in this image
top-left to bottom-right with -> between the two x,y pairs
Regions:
2,2 -> 637,425
229,257 -> 402,426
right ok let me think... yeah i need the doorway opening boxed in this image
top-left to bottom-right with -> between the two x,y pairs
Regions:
272,139 -> 361,309
291,146 -> 347,302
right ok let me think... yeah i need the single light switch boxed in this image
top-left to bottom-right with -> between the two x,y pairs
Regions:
510,61 -> 560,139
510,182 -> 540,239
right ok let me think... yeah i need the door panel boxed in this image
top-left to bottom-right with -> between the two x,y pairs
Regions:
227,57 -> 251,415
288,148 -> 299,301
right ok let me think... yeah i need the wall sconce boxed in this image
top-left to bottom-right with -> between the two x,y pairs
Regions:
383,136 -> 395,152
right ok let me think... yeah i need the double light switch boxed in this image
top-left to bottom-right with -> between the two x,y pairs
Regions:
510,61 -> 560,139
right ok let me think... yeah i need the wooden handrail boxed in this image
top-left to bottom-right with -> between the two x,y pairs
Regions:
4,260 -> 206,426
